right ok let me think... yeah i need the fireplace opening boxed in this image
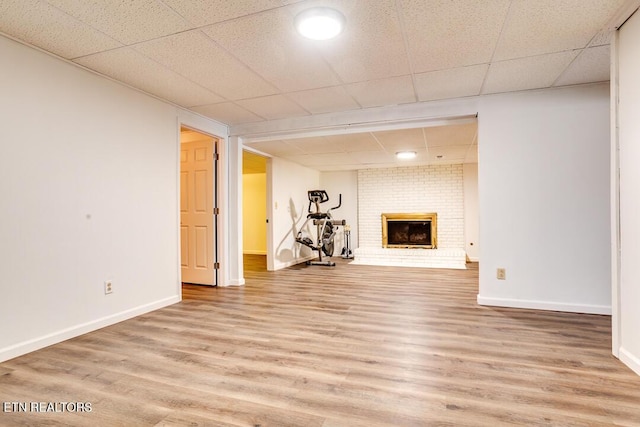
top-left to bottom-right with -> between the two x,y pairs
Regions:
382,213 -> 437,249
388,221 -> 431,245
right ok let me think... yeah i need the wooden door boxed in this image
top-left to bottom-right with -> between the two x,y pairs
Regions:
180,138 -> 217,285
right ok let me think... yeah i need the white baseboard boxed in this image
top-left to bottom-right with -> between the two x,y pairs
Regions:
273,255 -> 316,270
477,295 -> 611,315
243,250 -> 267,255
221,278 -> 245,286
619,347 -> 640,376
353,247 -> 467,269
0,295 -> 180,363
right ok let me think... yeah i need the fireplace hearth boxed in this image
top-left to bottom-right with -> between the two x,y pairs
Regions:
382,213 -> 437,249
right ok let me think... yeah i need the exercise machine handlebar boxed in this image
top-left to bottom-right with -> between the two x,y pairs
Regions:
330,194 -> 342,211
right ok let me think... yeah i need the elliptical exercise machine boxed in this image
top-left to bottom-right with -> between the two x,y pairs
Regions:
295,190 -> 345,267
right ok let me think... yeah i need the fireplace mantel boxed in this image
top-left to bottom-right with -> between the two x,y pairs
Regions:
381,213 -> 437,249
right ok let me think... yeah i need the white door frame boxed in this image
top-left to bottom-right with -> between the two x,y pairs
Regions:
179,127 -> 220,286
177,109 -> 231,287
241,145 -> 274,271
610,30 -> 621,358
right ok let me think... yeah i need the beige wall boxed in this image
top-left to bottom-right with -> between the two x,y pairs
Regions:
242,173 -> 267,254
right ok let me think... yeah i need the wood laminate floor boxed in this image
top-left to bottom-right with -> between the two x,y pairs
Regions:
1,255 -> 639,426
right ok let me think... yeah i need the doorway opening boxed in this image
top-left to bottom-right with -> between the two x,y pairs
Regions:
242,150 -> 268,273
180,127 -> 220,286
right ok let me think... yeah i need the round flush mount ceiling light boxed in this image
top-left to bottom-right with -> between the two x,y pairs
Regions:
396,151 -> 417,160
295,7 -> 346,40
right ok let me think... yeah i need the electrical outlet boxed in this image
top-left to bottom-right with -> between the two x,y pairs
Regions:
104,280 -> 113,294
496,268 -> 506,280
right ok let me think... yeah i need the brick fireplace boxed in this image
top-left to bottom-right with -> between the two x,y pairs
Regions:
353,165 -> 466,269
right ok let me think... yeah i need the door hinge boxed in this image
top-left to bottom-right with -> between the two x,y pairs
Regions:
213,153 -> 219,160
213,207 -> 220,215
214,262 -> 220,270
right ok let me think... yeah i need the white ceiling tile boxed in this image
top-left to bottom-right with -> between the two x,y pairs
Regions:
493,0 -> 626,61
285,136 -> 327,146
373,128 -> 426,150
162,0 -> 285,27
202,7 -> 342,92
134,30 -> 277,100
399,0 -> 510,73
245,140 -> 304,156
45,0 -> 191,45
325,133 -> 382,152
74,47 -> 224,107
287,86 -> 360,115
315,0 -> 411,83
182,91 -> 227,108
237,95 -> 309,121
0,0 -> 121,59
554,46 -> 610,86
277,154 -> 314,168
415,64 -> 488,102
287,136 -> 346,154
346,76 -> 416,108
286,153 -> 356,167
191,102 -> 264,125
425,123 -> 477,147
351,151 -> 396,164
589,30 -> 613,47
482,51 -> 579,94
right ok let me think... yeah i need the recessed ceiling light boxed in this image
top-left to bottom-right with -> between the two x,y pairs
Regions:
396,151 -> 417,160
295,7 -> 346,40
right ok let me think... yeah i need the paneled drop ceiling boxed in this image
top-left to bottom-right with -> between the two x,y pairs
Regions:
1,0 -> 635,170
248,121 -> 478,171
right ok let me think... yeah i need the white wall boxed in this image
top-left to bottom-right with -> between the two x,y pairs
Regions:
616,10 -> 640,375
0,36 -> 191,361
320,171 -> 358,252
243,173 -> 267,254
478,84 -> 611,314
463,163 -> 479,261
269,157 -> 320,270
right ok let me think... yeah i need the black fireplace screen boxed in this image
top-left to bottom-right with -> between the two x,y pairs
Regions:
387,221 -> 432,246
